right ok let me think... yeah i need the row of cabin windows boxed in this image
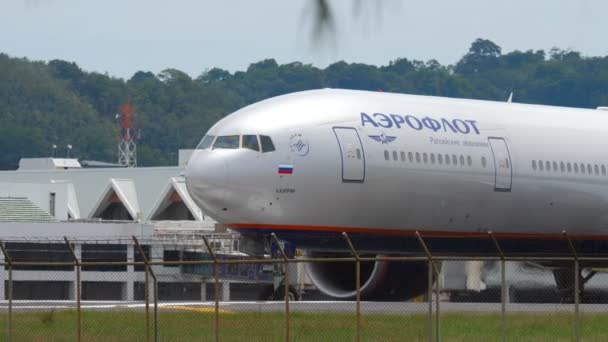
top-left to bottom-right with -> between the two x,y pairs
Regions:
532,160 -> 607,176
384,150 -> 487,168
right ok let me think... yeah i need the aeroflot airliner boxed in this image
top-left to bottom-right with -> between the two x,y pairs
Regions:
185,89 -> 608,300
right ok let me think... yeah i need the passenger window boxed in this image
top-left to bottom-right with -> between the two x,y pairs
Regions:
560,162 -> 565,172
482,157 -> 486,168
438,154 -> 443,164
588,164 -> 593,174
452,155 -> 457,165
430,154 -> 436,164
242,135 -> 259,151
416,152 -> 421,163
393,151 -> 398,161
595,164 -> 599,175
459,155 -> 465,166
539,161 -> 544,171
552,161 -> 558,171
574,163 -> 579,173
602,165 -> 606,175
423,153 -> 428,163
567,163 -> 572,173
213,135 -> 240,149
545,161 -> 551,171
445,154 -> 450,165
356,149 -> 362,160
467,156 -> 472,166
400,151 -> 406,162
260,135 -> 275,153
408,152 -> 414,162
384,150 -> 390,161
581,163 -> 586,174
532,160 -> 537,170
197,135 -> 216,150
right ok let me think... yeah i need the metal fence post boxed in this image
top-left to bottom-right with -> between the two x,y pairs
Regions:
202,236 -> 220,342
64,237 -> 81,342
489,232 -> 506,342
144,256 -> 150,341
435,262 -> 440,342
563,231 -> 580,342
133,236 -> 158,342
271,233 -> 291,342
153,273 -> 158,342
0,241 -> 12,342
342,233 -> 361,342
427,258 -> 433,342
416,232 -> 440,342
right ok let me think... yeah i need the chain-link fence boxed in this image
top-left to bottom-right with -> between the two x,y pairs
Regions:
0,233 -> 605,341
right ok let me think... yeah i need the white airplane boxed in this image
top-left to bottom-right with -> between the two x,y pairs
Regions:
185,89 -> 608,300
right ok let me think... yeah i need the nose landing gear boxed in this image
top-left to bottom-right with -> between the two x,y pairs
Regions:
259,235 -> 302,301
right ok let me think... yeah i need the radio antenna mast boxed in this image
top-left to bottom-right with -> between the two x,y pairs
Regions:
117,98 -> 137,167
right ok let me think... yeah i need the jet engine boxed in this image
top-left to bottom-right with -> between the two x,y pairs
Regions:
305,252 -> 433,301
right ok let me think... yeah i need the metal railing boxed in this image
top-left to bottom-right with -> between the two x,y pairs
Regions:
0,232 -> 604,341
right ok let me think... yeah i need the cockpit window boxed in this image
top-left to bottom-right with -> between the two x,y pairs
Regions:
213,135 -> 240,149
196,135 -> 215,150
242,135 -> 260,151
260,135 -> 275,153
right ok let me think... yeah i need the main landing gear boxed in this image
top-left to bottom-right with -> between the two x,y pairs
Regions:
553,267 -> 597,303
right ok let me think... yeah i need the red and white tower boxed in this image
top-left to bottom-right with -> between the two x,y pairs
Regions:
117,99 -> 137,167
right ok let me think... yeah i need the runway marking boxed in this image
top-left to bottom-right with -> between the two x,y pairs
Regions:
164,305 -> 235,314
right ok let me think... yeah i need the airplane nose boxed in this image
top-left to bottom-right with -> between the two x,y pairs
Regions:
185,150 -> 228,217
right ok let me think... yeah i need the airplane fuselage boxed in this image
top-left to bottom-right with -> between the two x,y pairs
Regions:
185,89 -> 608,255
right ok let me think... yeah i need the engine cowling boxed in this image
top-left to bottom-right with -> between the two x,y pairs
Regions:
305,252 -> 432,301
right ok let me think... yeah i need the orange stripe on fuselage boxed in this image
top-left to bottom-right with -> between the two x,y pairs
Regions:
226,223 -> 608,241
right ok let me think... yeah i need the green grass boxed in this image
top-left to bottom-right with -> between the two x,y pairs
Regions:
0,309 -> 606,341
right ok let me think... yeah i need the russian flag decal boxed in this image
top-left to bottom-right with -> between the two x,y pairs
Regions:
278,164 -> 294,175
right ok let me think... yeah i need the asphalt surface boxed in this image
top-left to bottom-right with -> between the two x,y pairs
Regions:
1,300 -> 606,313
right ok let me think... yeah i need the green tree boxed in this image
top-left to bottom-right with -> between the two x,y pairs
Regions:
3,38 -> 608,170
455,38 -> 502,74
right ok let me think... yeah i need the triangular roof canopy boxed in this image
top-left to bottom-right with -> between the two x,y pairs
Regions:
147,177 -> 202,221
66,183 -> 80,219
89,178 -> 140,220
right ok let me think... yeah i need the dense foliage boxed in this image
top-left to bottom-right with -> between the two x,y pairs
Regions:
1,38 -> 608,170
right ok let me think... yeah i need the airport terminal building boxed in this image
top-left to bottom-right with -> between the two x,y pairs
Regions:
0,155 -> 211,224
0,156 -> 288,301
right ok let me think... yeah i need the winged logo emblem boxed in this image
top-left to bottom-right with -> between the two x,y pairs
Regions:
368,133 -> 397,144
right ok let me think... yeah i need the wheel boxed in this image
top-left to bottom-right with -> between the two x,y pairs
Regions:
272,285 -> 298,301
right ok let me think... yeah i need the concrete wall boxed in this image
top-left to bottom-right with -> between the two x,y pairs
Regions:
0,221 -> 153,238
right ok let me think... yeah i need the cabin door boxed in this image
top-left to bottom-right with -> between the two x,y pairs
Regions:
333,127 -> 365,182
488,137 -> 512,191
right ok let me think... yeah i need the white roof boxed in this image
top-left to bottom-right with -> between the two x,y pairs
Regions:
19,158 -> 81,170
0,181 -> 72,220
0,165 -> 215,228
50,180 -> 81,219
0,197 -> 56,222
0,166 -> 184,220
